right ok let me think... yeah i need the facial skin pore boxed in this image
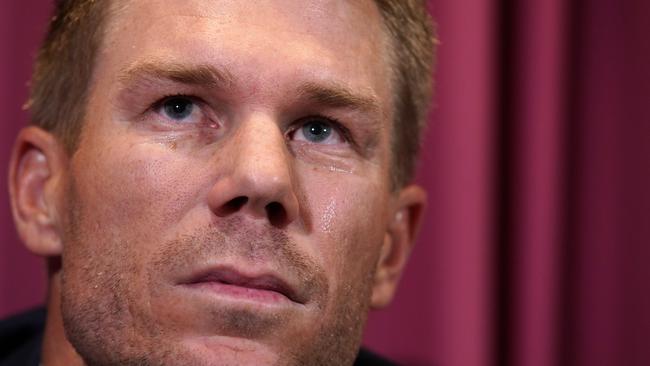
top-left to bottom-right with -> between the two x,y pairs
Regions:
9,1 -> 426,365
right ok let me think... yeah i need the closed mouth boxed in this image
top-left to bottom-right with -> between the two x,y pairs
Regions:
180,267 -> 304,305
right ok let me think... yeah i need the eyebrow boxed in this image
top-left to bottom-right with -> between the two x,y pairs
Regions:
297,81 -> 381,115
117,62 -> 382,117
117,61 -> 235,88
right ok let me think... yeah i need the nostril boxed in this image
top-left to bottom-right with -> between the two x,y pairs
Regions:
217,196 -> 248,216
265,202 -> 287,227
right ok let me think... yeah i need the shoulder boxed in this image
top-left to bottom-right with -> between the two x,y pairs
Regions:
354,347 -> 399,366
0,307 -> 45,366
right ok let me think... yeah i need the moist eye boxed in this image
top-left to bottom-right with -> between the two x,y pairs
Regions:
301,120 -> 333,143
162,97 -> 194,120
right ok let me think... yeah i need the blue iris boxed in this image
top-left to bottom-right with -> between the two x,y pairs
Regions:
302,120 -> 332,143
162,97 -> 193,120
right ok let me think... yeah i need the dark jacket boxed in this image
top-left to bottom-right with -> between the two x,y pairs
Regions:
0,307 -> 396,366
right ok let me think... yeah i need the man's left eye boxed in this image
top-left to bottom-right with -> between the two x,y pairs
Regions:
291,118 -> 346,145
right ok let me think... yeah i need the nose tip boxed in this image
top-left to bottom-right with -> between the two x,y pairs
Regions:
207,118 -> 300,228
209,179 -> 299,228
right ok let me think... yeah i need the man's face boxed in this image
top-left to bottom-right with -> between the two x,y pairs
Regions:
58,1 -> 398,365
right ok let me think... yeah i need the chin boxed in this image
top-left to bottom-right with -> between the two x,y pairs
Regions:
180,336 -> 282,366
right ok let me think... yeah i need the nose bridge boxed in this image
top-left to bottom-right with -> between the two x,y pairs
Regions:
232,113 -> 291,184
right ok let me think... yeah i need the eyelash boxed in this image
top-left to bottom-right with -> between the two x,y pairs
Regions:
147,94 -> 355,144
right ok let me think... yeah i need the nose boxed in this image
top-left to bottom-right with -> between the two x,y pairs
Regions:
207,115 -> 300,228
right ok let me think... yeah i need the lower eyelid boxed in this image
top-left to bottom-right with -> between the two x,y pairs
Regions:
290,141 -> 357,162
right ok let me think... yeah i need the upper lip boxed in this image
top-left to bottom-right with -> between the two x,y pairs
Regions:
180,266 -> 305,305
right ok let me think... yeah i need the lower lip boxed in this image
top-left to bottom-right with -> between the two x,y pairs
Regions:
184,282 -> 291,305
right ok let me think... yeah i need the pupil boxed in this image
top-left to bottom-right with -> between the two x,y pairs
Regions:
309,124 -> 324,135
164,98 -> 193,119
304,122 -> 331,142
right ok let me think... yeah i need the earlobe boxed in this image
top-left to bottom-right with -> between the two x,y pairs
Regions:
370,185 -> 427,309
9,127 -> 68,257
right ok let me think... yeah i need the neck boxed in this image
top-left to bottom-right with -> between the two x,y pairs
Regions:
41,272 -> 85,366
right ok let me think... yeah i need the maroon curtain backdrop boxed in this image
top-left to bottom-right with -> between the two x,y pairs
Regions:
0,0 -> 52,322
2,1 -> 649,366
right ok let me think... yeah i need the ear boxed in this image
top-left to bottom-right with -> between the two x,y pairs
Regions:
9,127 -> 69,257
370,184 -> 426,309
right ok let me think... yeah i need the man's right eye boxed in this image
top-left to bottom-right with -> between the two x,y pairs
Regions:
156,96 -> 203,124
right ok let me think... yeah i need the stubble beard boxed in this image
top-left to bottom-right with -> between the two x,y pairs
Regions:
59,182 -> 376,366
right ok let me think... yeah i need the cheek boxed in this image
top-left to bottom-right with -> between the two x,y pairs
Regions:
300,170 -> 390,285
61,140 -> 213,333
69,141 -> 209,241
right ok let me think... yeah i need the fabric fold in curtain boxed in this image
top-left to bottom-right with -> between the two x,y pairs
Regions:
367,0 -> 650,365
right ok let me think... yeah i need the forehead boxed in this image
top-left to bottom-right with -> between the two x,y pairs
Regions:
97,0 -> 393,112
